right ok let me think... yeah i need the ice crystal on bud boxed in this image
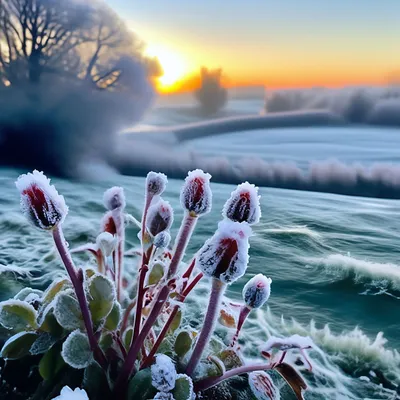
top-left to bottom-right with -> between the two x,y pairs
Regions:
147,171 -> 168,196
196,220 -> 252,284
96,232 -> 117,257
103,187 -> 126,211
51,386 -> 89,400
146,200 -> 174,237
15,170 -> 68,230
180,169 -> 212,216
223,182 -> 261,225
151,354 -> 177,392
262,334 -> 313,353
154,231 -> 171,249
243,274 -> 271,309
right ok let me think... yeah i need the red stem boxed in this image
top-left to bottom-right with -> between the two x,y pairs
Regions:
132,263 -> 149,342
120,298 -> 137,334
52,226 -> 107,369
181,258 -> 196,291
181,272 -> 203,299
230,306 -> 251,347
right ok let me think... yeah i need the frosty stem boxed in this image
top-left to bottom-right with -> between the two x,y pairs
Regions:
230,306 -> 251,347
194,363 -> 273,392
52,225 -> 107,369
114,209 -> 125,302
167,213 -> 197,279
185,278 -> 226,376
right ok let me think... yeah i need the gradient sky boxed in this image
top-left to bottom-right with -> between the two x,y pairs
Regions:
107,0 -> 400,91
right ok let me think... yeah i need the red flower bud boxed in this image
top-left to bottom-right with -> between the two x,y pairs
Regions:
146,200 -> 173,237
101,211 -> 117,235
196,220 -> 252,284
180,169 -> 212,216
223,182 -> 261,225
16,170 -> 68,230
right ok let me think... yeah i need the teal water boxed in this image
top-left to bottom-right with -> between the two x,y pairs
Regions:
1,101 -> 400,399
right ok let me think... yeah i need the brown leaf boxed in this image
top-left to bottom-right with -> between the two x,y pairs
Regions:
275,363 -> 307,400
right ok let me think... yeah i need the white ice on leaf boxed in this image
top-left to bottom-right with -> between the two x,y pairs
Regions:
15,170 -> 68,229
195,220 -> 252,284
262,334 -> 314,353
14,287 -> 43,302
151,354 -> 177,392
146,171 -> 168,196
222,182 -> 261,225
174,374 -> 194,400
54,293 -> 82,330
62,330 -> 93,369
242,274 -> 272,309
103,186 -> 126,211
249,371 -> 280,400
96,232 -> 117,257
0,299 -> 38,330
51,385 -> 89,400
180,169 -> 212,216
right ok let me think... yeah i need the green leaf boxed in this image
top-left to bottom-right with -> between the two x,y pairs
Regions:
174,331 -> 192,358
218,348 -> 243,370
30,332 -> 58,355
0,300 -> 38,331
148,262 -> 165,285
99,332 -> 113,352
1,331 -> 38,359
39,306 -> 64,337
54,293 -> 83,331
126,368 -> 157,400
168,309 -> 182,333
83,362 -> 111,398
123,327 -> 133,349
104,302 -> 121,331
39,343 -> 65,380
275,363 -> 307,400
42,278 -> 71,306
172,374 -> 194,400
62,330 -> 93,369
88,274 -> 116,324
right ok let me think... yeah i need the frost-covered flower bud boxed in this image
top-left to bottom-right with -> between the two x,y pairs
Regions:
51,386 -> 89,400
180,169 -> 212,216
101,211 -> 117,235
223,182 -> 261,225
153,230 -> 171,249
151,354 -> 177,392
16,170 -> 68,230
146,171 -> 168,196
196,220 -> 252,284
146,200 -> 173,237
103,187 -> 126,211
242,274 -> 271,309
96,232 -> 117,257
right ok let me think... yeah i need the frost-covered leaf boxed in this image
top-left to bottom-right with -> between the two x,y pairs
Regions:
39,305 -> 64,336
174,331 -> 192,358
151,354 -> 177,392
168,309 -> 182,333
207,355 -> 226,376
249,372 -> 280,400
39,343 -> 65,380
123,327 -> 133,349
83,362 -> 110,398
14,288 -> 43,302
172,374 -> 194,400
275,363 -> 307,400
1,331 -> 38,359
62,330 -> 92,369
127,368 -> 157,399
87,274 -> 116,324
148,262 -> 166,286
104,302 -> 121,331
218,349 -> 243,370
42,278 -> 71,306
30,332 -> 58,355
0,300 -> 38,331
54,293 -> 83,330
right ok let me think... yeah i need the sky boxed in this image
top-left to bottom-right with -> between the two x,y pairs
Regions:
107,0 -> 400,93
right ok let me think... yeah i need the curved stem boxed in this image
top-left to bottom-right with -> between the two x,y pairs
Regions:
132,263 -> 149,342
120,298 -> 137,334
167,213 -> 197,279
52,225 -> 107,369
230,306 -> 251,347
194,363 -> 273,392
185,279 -> 226,377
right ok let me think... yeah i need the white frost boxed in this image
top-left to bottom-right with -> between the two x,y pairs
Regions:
151,354 -> 177,392
146,200 -> 174,237
15,170 -> 68,229
103,186 -> 126,211
195,220 -> 252,284
154,231 -> 171,249
180,169 -> 212,216
61,330 -> 93,369
262,334 -> 314,353
222,182 -> 261,225
146,171 -> 168,196
51,385 -> 89,400
96,232 -> 117,257
242,274 -> 271,309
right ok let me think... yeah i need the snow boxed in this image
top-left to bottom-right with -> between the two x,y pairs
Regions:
146,200 -> 174,237
15,170 -> 68,229
222,182 -> 261,225
242,274 -> 272,309
103,186 -> 126,211
195,220 -> 252,284
262,334 -> 314,352
147,171 -> 168,196
151,354 -> 177,392
180,169 -> 212,216
51,386 -> 89,400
